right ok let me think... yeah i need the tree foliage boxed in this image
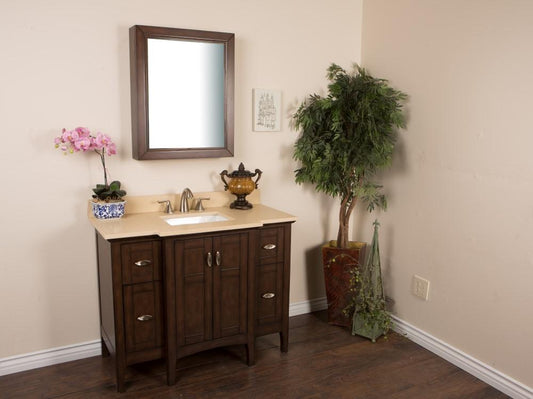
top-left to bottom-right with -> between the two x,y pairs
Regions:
292,64 -> 406,248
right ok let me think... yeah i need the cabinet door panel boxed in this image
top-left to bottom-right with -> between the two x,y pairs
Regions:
182,240 -> 207,276
213,233 -> 248,339
175,238 -> 213,345
123,282 -> 163,352
121,241 -> 161,284
183,274 -> 209,345
217,268 -> 241,337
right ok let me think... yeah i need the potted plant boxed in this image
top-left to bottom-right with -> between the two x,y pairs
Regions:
292,64 -> 406,325
347,220 -> 392,341
54,127 -> 127,219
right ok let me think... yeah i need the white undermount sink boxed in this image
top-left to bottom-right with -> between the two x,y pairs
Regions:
164,213 -> 229,226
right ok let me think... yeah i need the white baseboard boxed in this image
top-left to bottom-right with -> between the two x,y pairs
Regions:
292,297 -> 532,399
391,315 -> 532,399
0,340 -> 101,377
1,297 -> 531,399
289,296 -> 328,316
0,299 -> 329,377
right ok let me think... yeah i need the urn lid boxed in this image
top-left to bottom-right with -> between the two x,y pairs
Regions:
226,162 -> 258,178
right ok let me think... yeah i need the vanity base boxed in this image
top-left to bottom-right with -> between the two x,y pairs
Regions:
95,222 -> 292,392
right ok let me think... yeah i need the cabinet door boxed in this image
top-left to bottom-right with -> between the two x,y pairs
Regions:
174,237 -> 213,346
212,232 -> 248,339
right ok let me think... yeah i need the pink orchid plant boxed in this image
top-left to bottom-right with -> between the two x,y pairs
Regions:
54,127 -> 126,202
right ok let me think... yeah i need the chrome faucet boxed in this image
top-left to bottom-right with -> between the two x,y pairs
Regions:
179,188 -> 194,213
157,200 -> 174,214
192,197 -> 210,211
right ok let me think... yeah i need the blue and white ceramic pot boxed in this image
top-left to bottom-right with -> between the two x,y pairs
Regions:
91,200 -> 126,219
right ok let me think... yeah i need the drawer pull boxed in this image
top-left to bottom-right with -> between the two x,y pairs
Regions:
215,251 -> 221,266
134,259 -> 152,267
262,292 -> 276,299
263,244 -> 276,250
207,252 -> 213,267
136,314 -> 153,322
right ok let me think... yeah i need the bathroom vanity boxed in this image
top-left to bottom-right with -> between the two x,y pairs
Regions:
90,193 -> 295,392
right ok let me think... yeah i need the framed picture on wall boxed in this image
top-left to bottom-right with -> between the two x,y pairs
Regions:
253,89 -> 281,131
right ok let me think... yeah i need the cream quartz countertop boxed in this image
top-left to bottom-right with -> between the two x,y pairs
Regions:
88,191 -> 296,240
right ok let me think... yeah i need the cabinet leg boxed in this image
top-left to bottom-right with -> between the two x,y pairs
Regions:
167,354 -> 176,385
116,364 -> 126,393
115,353 -> 127,393
280,330 -> 289,353
116,378 -> 126,393
246,341 -> 255,366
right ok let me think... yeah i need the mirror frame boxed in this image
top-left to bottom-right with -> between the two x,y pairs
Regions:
129,25 -> 234,160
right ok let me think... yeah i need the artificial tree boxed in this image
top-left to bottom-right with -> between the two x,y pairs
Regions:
292,63 -> 406,324
293,64 -> 406,248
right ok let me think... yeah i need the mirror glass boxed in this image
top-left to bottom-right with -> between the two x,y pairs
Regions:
147,39 -> 225,149
130,26 -> 234,160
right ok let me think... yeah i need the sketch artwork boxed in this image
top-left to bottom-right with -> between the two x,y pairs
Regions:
253,89 -> 281,131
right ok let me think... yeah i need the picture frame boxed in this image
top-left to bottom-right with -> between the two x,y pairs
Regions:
253,89 -> 281,132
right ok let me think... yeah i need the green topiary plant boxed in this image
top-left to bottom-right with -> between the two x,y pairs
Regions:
292,63 -> 406,249
345,220 -> 392,342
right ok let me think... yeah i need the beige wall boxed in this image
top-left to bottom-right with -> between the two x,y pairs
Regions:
0,0 -> 362,358
362,0 -> 533,388
4,0 -> 530,391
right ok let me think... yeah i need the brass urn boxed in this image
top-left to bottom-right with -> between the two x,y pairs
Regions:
220,163 -> 262,209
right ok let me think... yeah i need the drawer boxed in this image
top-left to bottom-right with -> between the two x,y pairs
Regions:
123,282 -> 164,353
121,241 -> 161,284
256,263 -> 283,327
258,226 -> 284,265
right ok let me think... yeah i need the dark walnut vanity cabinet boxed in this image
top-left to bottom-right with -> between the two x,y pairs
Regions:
255,223 -> 291,351
95,222 -> 292,392
96,235 -> 165,392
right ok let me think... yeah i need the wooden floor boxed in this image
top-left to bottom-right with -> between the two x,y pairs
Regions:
0,311 -> 509,399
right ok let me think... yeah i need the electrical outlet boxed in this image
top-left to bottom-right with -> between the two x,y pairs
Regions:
412,275 -> 430,300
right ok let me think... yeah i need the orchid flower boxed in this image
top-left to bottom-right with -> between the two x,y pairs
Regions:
54,127 -> 120,189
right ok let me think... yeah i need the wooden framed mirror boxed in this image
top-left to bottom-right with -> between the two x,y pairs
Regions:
130,25 -> 234,160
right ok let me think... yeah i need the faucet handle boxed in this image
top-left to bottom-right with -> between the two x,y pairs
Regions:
192,197 -> 210,211
157,200 -> 174,214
